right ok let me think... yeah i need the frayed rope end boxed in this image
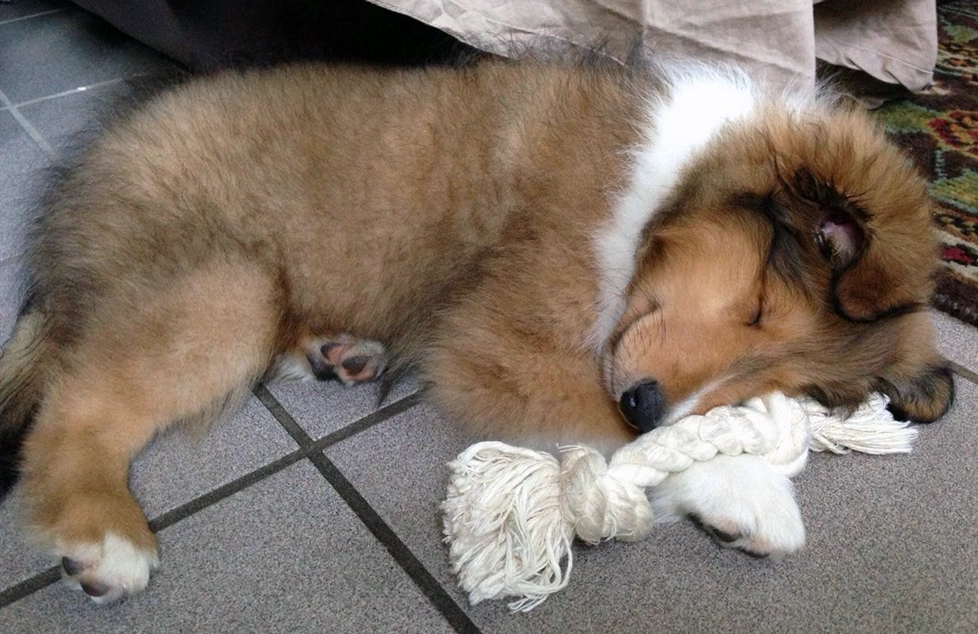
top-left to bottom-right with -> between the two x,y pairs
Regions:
441,441 -> 575,611
806,393 -> 917,455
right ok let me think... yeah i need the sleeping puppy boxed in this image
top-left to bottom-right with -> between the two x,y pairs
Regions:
0,58 -> 953,602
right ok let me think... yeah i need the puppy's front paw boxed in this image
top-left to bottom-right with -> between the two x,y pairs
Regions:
650,454 -> 805,559
59,533 -> 159,604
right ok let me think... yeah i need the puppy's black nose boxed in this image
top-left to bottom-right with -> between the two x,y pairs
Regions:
619,380 -> 666,433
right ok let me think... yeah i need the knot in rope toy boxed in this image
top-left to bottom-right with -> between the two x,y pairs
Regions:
442,392 -> 914,611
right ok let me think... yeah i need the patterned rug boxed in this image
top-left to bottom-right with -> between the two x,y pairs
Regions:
875,0 -> 978,326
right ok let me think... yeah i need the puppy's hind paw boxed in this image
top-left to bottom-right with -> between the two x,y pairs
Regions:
59,533 -> 159,604
306,334 -> 387,386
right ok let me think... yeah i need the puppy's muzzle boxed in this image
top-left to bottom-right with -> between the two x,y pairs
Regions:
618,380 -> 666,433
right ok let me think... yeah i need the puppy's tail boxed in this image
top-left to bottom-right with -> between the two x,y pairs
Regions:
0,311 -> 55,499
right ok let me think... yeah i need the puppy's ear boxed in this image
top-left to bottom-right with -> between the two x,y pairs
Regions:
877,362 -> 955,424
814,209 -> 864,272
796,169 -> 928,322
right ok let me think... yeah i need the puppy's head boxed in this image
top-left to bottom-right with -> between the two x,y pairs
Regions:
603,102 -> 954,432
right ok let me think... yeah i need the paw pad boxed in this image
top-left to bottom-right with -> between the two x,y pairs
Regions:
306,335 -> 387,385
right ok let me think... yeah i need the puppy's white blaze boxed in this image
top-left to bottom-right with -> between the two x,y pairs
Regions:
661,380 -> 720,425
590,70 -> 759,353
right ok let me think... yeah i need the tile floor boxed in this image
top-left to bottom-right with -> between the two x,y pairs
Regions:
1,2 -> 977,633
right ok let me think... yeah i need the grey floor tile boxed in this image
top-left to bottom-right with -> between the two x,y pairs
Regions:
0,7 -> 175,105
931,309 -> 978,374
0,0 -> 67,23
128,396 -> 298,519
267,375 -> 418,439
0,461 -> 456,634
0,395 -> 297,590
326,402 -> 471,600
0,109 -> 47,261
16,77 -> 129,155
328,383 -> 978,633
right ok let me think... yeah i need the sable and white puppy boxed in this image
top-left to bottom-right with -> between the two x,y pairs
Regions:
0,58 -> 953,602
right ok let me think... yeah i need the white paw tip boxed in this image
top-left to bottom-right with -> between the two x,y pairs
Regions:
60,532 -> 158,604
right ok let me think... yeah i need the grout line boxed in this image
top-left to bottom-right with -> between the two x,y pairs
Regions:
0,253 -> 24,268
147,450 -> 305,533
0,8 -> 64,27
315,391 -> 423,448
254,385 -> 478,632
0,88 -> 56,160
253,383 -> 423,451
0,567 -> 60,609
307,453 -> 482,634
949,359 -> 978,386
10,76 -> 129,109
253,384 -> 315,446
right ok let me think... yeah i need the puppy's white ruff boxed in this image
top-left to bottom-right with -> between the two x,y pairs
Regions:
442,392 -> 915,612
591,68 -> 761,352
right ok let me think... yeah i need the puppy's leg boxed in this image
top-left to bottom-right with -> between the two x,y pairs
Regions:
271,334 -> 387,385
649,454 -> 806,558
24,391 -> 164,604
20,261 -> 279,603
424,326 -> 634,454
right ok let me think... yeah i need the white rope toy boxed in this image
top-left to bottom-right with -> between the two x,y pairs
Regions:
442,392 -> 915,612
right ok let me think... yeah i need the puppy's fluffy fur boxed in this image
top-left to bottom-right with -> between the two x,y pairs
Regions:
0,58 -> 953,602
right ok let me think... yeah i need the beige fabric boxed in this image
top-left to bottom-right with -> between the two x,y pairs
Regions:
815,0 -> 936,90
368,0 -> 936,90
